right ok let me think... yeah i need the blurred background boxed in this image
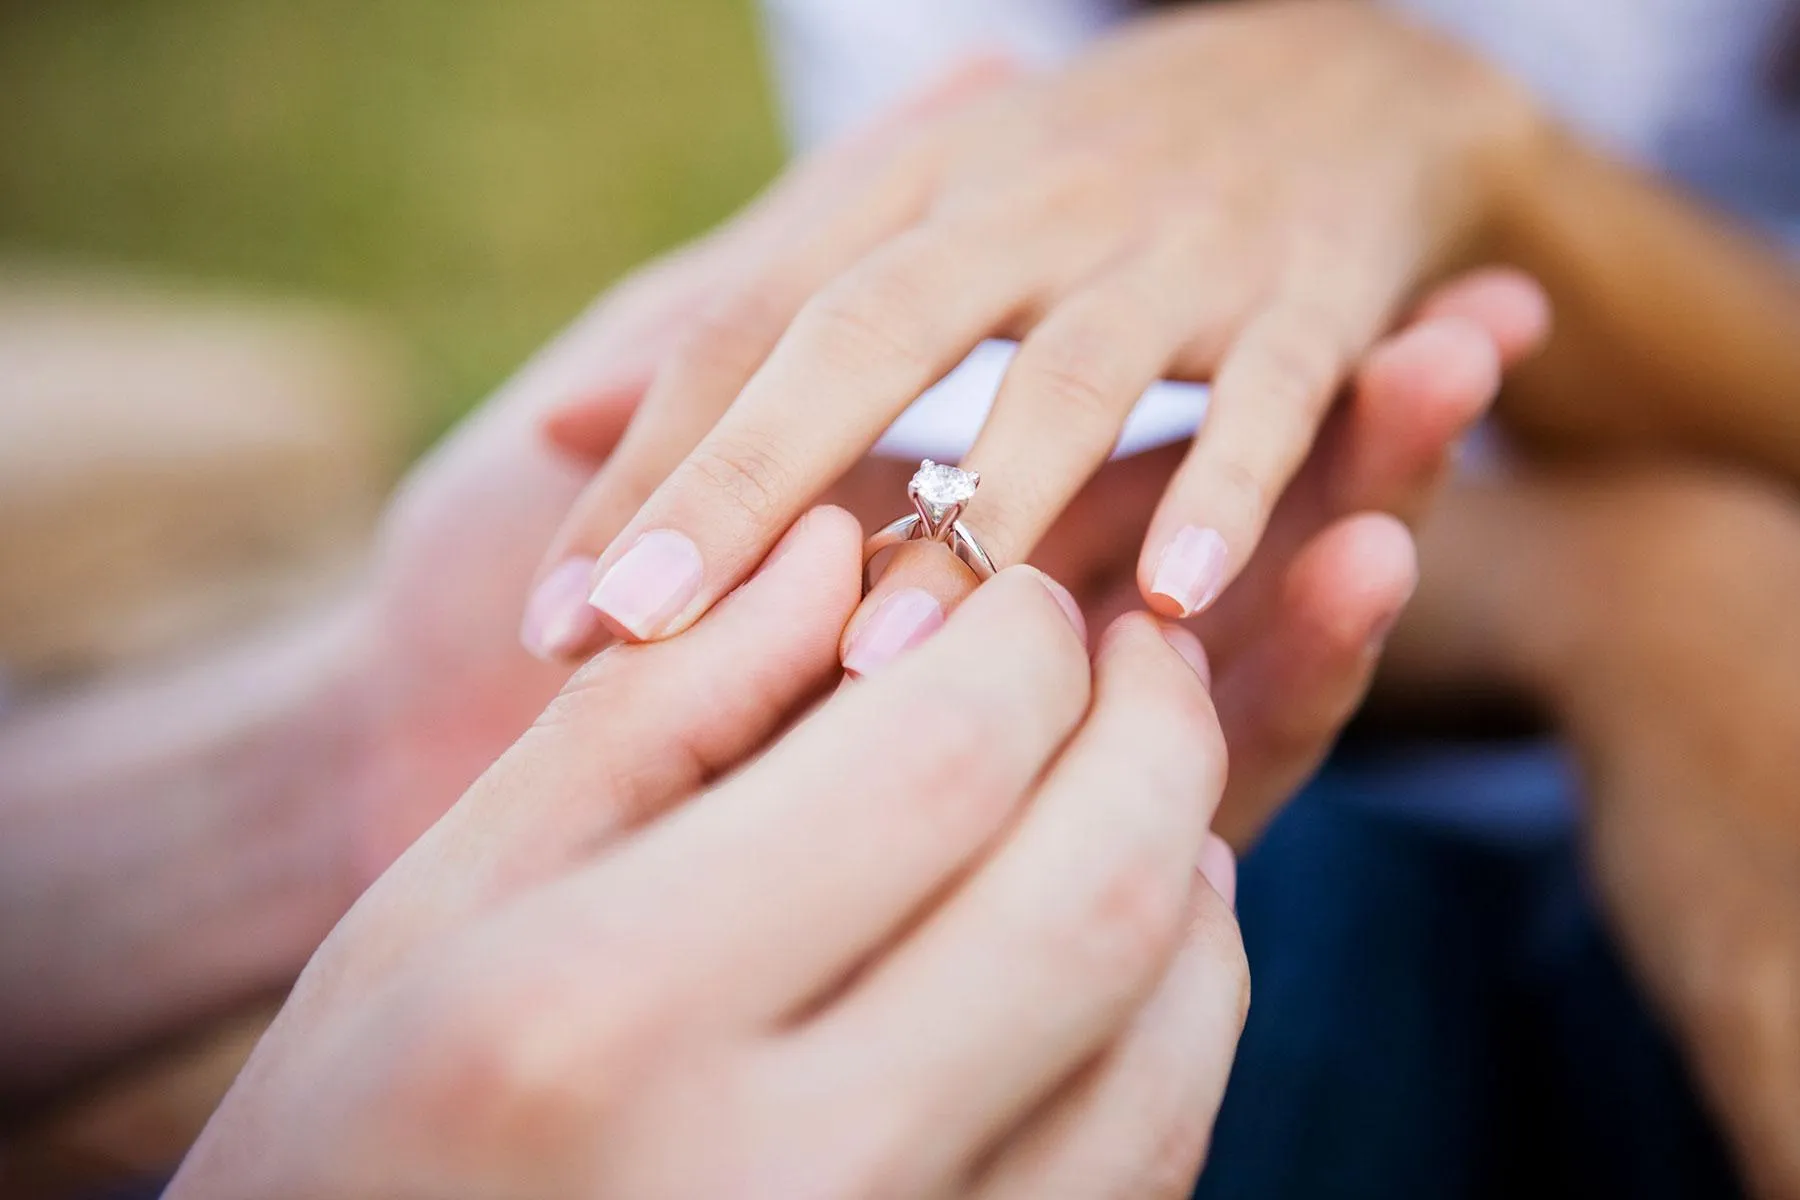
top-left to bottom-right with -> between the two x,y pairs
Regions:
0,0 -> 781,695
1,0 -> 780,444
0,3 -> 778,1188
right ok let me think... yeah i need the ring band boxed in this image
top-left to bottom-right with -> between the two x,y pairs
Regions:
863,460 -> 997,591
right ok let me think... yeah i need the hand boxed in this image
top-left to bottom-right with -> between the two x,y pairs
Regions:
328,57 -> 1065,885
546,269 -> 1551,844
1389,465 -> 1800,1198
172,509 -> 1249,1199
524,0 -> 1541,665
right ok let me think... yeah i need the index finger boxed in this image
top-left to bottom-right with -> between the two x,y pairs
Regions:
576,216 -> 1061,643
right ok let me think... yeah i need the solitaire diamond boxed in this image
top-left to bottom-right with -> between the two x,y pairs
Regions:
910,460 -> 979,517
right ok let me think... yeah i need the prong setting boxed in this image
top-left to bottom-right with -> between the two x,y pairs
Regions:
908,459 -> 980,541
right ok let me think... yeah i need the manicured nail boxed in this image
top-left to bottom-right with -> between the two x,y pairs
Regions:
843,589 -> 945,678
1159,623 -> 1212,689
1198,835 -> 1238,911
1033,571 -> 1087,644
1149,526 -> 1229,618
521,556 -> 604,661
587,530 -> 704,641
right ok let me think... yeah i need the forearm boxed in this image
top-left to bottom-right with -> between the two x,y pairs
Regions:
0,606 -> 369,1097
1489,127 -> 1800,480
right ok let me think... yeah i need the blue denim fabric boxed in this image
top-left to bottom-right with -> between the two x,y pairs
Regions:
1193,744 -> 1744,1200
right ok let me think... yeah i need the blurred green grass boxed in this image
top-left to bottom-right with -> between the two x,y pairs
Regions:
0,0 -> 783,448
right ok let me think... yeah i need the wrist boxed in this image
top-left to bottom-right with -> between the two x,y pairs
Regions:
1473,86 -> 1575,275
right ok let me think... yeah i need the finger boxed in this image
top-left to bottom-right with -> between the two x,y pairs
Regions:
784,614 -> 1224,1193
843,252 -> 1242,675
521,145 -> 940,660
972,854 -> 1247,1200
1323,265 -> 1548,523
367,505 -> 867,959
1412,266 -> 1551,367
538,380 -> 652,468
532,56 -> 1027,468
1188,277 -> 1513,663
1210,512 -> 1418,848
499,566 -> 1090,1033
579,216 -> 1067,645
1139,286 -> 1375,620
1327,313 -> 1501,523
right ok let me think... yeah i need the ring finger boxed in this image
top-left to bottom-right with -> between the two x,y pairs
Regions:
845,246 -> 1250,675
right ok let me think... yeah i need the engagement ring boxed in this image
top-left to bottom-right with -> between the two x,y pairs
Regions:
862,460 -> 997,591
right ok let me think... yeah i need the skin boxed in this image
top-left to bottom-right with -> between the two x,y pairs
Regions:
526,0 -> 1542,663
0,205 -> 1530,1097
170,514 -> 1253,1199
1387,466 -> 1800,1199
544,265 -> 1550,845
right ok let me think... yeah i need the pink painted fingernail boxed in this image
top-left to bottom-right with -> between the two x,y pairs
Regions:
587,530 -> 704,640
1159,624 -> 1213,689
1198,835 -> 1238,911
521,556 -> 604,661
1149,526 -> 1229,618
843,588 -> 945,678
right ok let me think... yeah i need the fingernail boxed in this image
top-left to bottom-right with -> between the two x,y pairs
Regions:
1198,835 -> 1238,911
521,556 -> 604,661
1159,623 -> 1212,689
1149,526 -> 1229,618
842,588 -> 945,678
587,530 -> 704,641
1034,571 -> 1087,644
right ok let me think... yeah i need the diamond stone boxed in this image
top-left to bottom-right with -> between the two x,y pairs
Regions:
911,460 -> 979,513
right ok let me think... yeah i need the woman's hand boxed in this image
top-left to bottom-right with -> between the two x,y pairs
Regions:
172,508 -> 1249,1199
328,57 -> 1012,872
543,268 -> 1550,845
525,0 -> 1542,662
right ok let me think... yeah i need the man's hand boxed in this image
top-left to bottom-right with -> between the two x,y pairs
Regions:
173,509 -> 1249,1199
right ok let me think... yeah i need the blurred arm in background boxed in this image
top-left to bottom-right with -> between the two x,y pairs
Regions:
0,255 -> 677,1099
1380,463 -> 1800,1199
1488,134 -> 1800,479
0,608 -> 366,1102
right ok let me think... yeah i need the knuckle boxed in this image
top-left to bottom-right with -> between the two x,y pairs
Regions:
1062,851 -> 1191,993
679,433 -> 794,529
798,266 -> 934,376
392,980 -> 604,1164
1032,148 -> 1127,219
881,685 -> 1049,828
672,287 -> 787,381
1249,315 -> 1341,413
1024,348 -> 1122,430
1208,456 -> 1274,535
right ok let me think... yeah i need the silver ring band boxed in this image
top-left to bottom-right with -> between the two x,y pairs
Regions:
862,460 -> 997,591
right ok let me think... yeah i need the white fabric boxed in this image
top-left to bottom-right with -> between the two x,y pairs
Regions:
755,0 -> 1800,463
871,338 -> 1208,459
